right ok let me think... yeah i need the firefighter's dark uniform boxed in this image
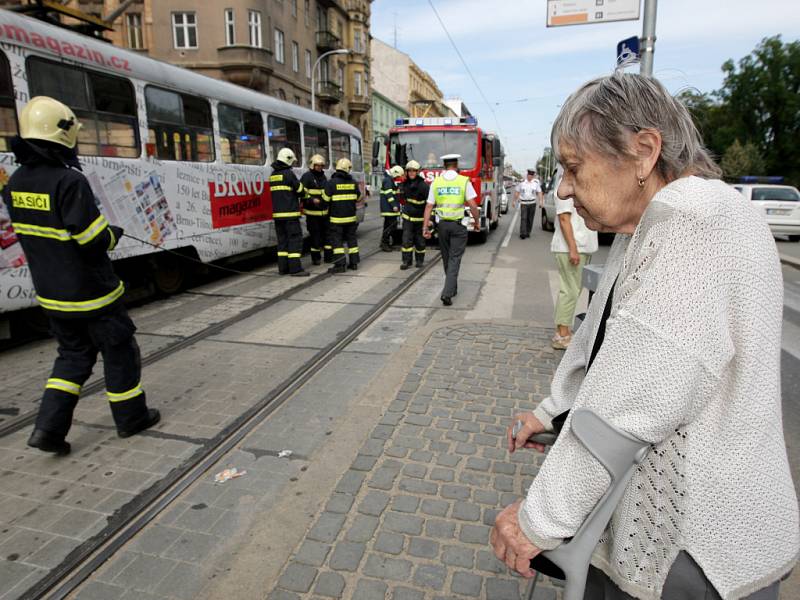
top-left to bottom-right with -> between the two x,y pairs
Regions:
379,171 -> 399,249
400,175 -> 430,268
3,137 -> 153,440
270,160 -> 305,274
324,169 -> 360,270
300,168 -> 329,265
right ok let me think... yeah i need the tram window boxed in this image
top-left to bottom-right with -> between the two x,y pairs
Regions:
351,137 -> 362,171
303,124 -> 329,166
0,52 -> 18,152
331,131 -> 350,163
28,57 -> 139,158
145,86 -> 214,162
218,104 -> 265,165
267,115 -> 301,161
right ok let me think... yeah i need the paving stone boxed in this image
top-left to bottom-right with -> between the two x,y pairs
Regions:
442,545 -> 474,568
460,524 -> 491,545
459,471 -> 491,487
154,561 -> 204,600
313,571 -> 345,598
371,425 -> 395,440
112,553 -> 176,591
401,463 -> 427,478
295,540 -> 331,567
308,513 -> 347,544
383,512 -> 423,535
412,563 -> 447,590
373,532 -> 404,555
277,563 -> 318,593
532,586 -> 558,599
483,508 -> 501,527
351,455 -> 378,472
73,581 -> 127,600
390,495 -> 420,514
473,490 -> 500,506
384,445 -> 409,458
486,577 -> 522,599
435,453 -> 461,467
352,578 -> 388,600
329,541 -> 366,572
420,498 -> 449,517
466,457 -> 491,471
441,484 -> 471,500
360,439 -> 387,457
392,587 -> 425,600
451,571 -> 483,597
335,471 -> 366,494
429,467 -> 455,482
407,537 -> 439,558
358,491 -> 390,516
398,478 -> 438,496
362,554 -> 412,581
326,494 -> 355,515
346,515 -> 379,542
476,550 -> 507,574
409,449 -> 434,463
424,519 -> 456,539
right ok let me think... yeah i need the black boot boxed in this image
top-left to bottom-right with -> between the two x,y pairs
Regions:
27,428 -> 71,455
400,263 -> 411,270
312,258 -> 321,266
291,270 -> 311,277
347,263 -> 358,271
328,264 -> 346,274
118,408 -> 161,439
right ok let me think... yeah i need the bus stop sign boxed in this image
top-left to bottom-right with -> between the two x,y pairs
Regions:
617,36 -> 640,66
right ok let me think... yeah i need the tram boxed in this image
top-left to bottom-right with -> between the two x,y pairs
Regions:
0,9 -> 365,322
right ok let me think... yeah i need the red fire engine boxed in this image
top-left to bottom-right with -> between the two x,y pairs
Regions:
376,116 -> 504,243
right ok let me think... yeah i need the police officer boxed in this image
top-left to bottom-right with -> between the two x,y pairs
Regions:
300,154 -> 329,265
3,96 -> 159,455
379,165 -> 404,252
423,154 -> 480,306
399,160 -> 429,270
270,148 -> 309,277
513,168 -> 543,239
324,158 -> 360,273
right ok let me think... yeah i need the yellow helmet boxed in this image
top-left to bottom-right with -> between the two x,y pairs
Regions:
389,165 -> 404,178
309,154 -> 326,167
19,96 -> 82,149
336,157 -> 352,172
277,147 -> 297,165
405,160 -> 421,171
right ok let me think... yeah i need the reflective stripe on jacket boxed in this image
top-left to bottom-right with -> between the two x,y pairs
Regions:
300,169 -> 329,216
380,173 -> 399,216
270,161 -> 304,219
324,170 -> 359,225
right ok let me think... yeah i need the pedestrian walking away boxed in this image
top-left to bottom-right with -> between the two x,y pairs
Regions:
3,96 -> 160,455
399,159 -> 429,270
300,154 -> 329,265
514,168 -> 543,239
325,157 -> 360,273
271,148 -> 309,277
380,165 -> 403,251
423,154 -> 480,305
550,165 -> 598,350
491,73 -> 797,600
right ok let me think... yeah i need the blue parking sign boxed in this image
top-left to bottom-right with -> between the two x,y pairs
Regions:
616,36 -> 640,65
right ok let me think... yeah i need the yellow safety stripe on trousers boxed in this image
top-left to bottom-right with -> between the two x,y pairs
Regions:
348,247 -> 359,254
287,253 -> 302,258
401,213 -> 425,222
310,247 -> 320,252
72,214 -> 109,246
331,194 -> 359,201
107,225 -> 117,251
405,198 -> 427,204
271,185 -> 293,192
330,216 -> 357,224
304,209 -> 329,216
324,245 -> 333,250
277,251 -> 289,256
402,247 -> 413,252
415,248 -> 426,253
306,189 -> 324,195
333,247 -> 346,254
10,222 -> 71,241
273,211 -> 302,218
46,377 -> 81,396
381,212 -> 399,217
107,383 -> 143,402
37,281 -> 125,313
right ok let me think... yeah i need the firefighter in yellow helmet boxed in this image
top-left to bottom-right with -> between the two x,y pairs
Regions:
300,153 -> 330,265
323,157 -> 360,273
399,159 -> 429,270
379,164 -> 405,252
2,97 -> 159,455
270,147 -> 309,276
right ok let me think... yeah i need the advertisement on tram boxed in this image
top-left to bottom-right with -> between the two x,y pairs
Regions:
0,9 -> 364,318
381,116 -> 504,242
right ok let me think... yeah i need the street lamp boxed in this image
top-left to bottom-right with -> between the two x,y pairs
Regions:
311,48 -> 352,112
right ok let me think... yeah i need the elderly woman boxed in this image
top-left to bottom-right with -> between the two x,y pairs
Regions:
490,73 -> 799,599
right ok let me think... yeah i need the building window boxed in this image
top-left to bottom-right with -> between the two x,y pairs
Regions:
317,6 -> 326,30
218,103 -> 264,165
172,12 -> 197,49
126,13 -> 143,49
224,9 -> 235,46
291,0 -> 297,18
249,10 -> 262,47
274,29 -> 285,63
305,49 -> 312,78
304,0 -> 310,27
294,95 -> 301,105
145,86 -> 214,161
353,29 -> 362,53
336,65 -> 343,85
355,72 -> 362,96
291,41 -> 299,72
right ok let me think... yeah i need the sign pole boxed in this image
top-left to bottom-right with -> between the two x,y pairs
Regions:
639,0 -> 658,76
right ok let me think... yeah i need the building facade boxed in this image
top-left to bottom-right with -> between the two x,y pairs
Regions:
370,90 -> 408,188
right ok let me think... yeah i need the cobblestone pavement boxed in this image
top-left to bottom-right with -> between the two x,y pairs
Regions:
267,322 -> 563,600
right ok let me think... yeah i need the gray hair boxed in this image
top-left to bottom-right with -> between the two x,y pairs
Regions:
551,73 -> 721,181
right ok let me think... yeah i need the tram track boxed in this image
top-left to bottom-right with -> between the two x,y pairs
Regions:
0,217 -> 390,439
20,247 -> 441,600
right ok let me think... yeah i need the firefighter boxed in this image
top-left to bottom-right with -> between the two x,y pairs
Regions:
300,154 -> 329,265
3,96 -> 159,455
270,147 -> 309,277
399,160 -> 429,270
324,157 -> 360,273
379,165 -> 404,252
423,154 -> 480,306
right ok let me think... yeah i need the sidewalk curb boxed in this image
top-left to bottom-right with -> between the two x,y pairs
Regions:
780,254 -> 800,270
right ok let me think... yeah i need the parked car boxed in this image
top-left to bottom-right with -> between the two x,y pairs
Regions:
541,167 -> 614,244
499,188 -> 509,214
731,183 -> 800,241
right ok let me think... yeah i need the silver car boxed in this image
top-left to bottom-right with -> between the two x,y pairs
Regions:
732,184 -> 800,241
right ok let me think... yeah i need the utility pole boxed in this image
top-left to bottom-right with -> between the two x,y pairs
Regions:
393,12 -> 398,48
639,0 -> 658,76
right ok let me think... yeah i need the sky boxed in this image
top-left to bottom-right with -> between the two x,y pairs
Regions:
370,0 -> 800,172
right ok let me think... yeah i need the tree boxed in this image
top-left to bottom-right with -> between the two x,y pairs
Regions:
720,139 -> 767,180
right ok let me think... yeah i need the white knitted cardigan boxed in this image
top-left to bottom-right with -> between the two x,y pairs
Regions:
519,176 -> 799,599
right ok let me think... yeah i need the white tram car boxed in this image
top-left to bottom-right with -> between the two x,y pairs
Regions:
0,9 -> 364,320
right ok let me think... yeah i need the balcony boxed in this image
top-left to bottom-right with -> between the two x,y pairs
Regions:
317,81 -> 343,104
348,97 -> 370,113
316,30 -> 342,52
217,45 -> 273,89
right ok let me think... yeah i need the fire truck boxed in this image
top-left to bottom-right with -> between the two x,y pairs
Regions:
376,116 -> 504,243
